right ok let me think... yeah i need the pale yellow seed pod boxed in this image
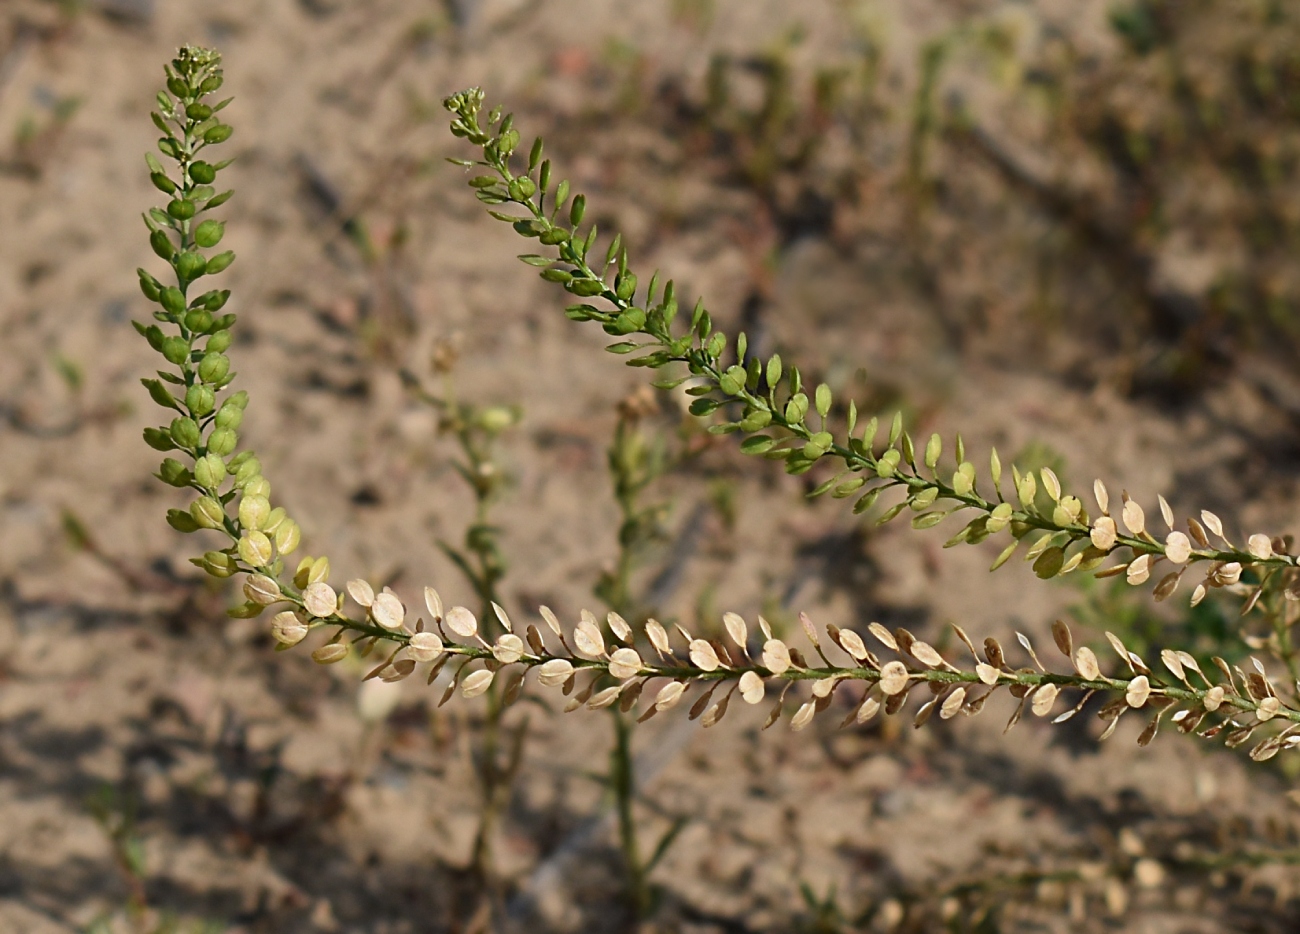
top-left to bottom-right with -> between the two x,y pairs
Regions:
1219,562 -> 1243,586
739,671 -> 765,704
423,587 -> 443,622
608,647 -> 643,680
445,606 -> 478,638
1258,696 -> 1281,721
762,639 -> 791,675
461,669 -> 495,698
790,701 -> 816,732
1125,675 -> 1151,708
238,531 -> 273,568
1031,684 -> 1059,717
263,507 -> 287,534
1164,531 -> 1191,564
689,639 -> 720,672
868,622 -> 898,650
1248,534 -> 1274,560
910,641 -> 944,668
347,578 -> 375,607
1203,685 -> 1224,712
493,601 -> 514,633
1201,510 -> 1225,540
493,633 -> 525,664
607,611 -> 632,643
244,573 -> 281,606
588,685 -> 623,709
1073,646 -> 1100,681
1121,499 -> 1145,536
238,494 -> 271,531
879,660 -> 909,695
191,496 -> 226,530
1041,467 -> 1061,502
838,629 -> 869,662
722,612 -> 747,648
574,618 -> 605,658
940,688 -> 966,720
536,658 -> 574,686
645,618 -> 671,655
371,591 -> 405,631
274,519 -> 301,556
1158,495 -> 1174,530
653,680 -> 687,711
1126,554 -> 1151,586
976,662 -> 1000,685
408,631 -> 444,663
307,556 -> 330,584
1094,478 -> 1110,514
302,581 -> 337,619
312,643 -> 349,664
270,610 -> 308,646
539,605 -> 563,637
1091,516 -> 1117,551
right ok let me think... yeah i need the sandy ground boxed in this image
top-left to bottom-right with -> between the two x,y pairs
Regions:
5,1 -> 1300,932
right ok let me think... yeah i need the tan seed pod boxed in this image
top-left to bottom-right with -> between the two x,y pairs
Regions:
1152,571 -> 1181,602
445,606 -> 478,638
879,660 -> 909,695
855,694 -> 882,724
245,574 -> 281,606
811,676 -> 838,698
645,618 -> 671,656
1051,619 -> 1073,658
408,631 -> 444,663
1200,510 -> 1225,541
461,668 -> 495,698
838,629 -> 870,662
348,579 -> 375,608
687,684 -> 716,721
608,647 -> 643,680
606,611 -> 632,643
1073,646 -> 1100,681
762,639 -> 791,675
423,586 -> 443,621
539,605 -> 563,637
1184,518 -> 1209,549
1164,531 -> 1192,564
1157,495 -> 1174,531
312,643 -> 349,664
701,692 -> 731,728
588,685 -> 624,709
976,662 -> 1000,685
868,622 -> 898,650
790,701 -> 817,732
1218,562 -> 1243,586
654,680 -> 688,711
493,633 -> 525,664
302,581 -> 338,619
1127,554 -> 1152,585
1004,696 -> 1027,733
758,615 -> 774,641
381,659 -> 417,683
1094,479 -> 1110,514
913,698 -> 938,728
910,641 -> 944,669
1031,683 -> 1059,717
525,625 -> 546,655
492,601 -> 514,633
1203,685 -> 1225,712
739,671 -> 765,704
620,680 -> 645,713
1126,675 -> 1151,708
1258,696 -> 1282,721
1041,467 -> 1062,502
689,639 -> 720,671
502,670 -> 526,707
574,619 -> 605,658
1160,649 -> 1186,684
271,610 -> 308,646
1121,499 -> 1145,536
1136,715 -> 1161,747
940,688 -> 966,720
1190,583 -> 1207,607
984,637 -> 1005,668
722,612 -> 748,647
536,658 -> 574,686
371,591 -> 405,631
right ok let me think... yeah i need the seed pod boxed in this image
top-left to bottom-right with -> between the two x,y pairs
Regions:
879,661 -> 909,695
193,454 -> 225,489
165,508 -> 199,533
190,496 -> 225,529
274,520 -> 300,555
371,592 -> 405,630
200,550 -> 237,578
302,581 -> 338,619
608,647 -> 643,680
244,574 -> 281,606
1073,646 -> 1100,680
654,680 -> 687,711
167,199 -> 196,220
157,458 -> 191,486
197,352 -> 229,384
189,161 -> 217,184
312,643 -> 349,664
195,219 -> 225,248
347,579 -> 375,607
493,634 -> 525,664
270,610 -> 308,646
151,229 -> 175,260
537,658 -> 574,686
238,494 -> 270,530
1125,675 -> 1151,708
207,427 -> 237,456
204,124 -> 233,144
462,669 -> 494,698
445,606 -> 478,638
238,531 -> 273,567
176,251 -> 206,281
762,639 -> 791,675
689,639 -> 720,672
574,616 -> 605,658
739,671 -> 765,704
205,251 -> 235,275
161,335 -> 189,364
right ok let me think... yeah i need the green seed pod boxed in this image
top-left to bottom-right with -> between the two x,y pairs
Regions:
160,287 -> 187,316
206,291 -> 231,312
238,531 -> 273,567
166,76 -> 189,99
137,270 -> 163,301
205,190 -> 233,210
150,172 -> 176,194
539,228 -> 569,246
206,329 -> 232,353
204,251 -> 235,275
150,229 -> 175,261
275,520 -> 301,555
508,176 -> 536,200
142,378 -> 176,409
170,416 -> 201,448
185,309 -> 213,333
540,268 -> 572,283
138,324 -> 165,351
166,508 -> 200,533
204,124 -> 233,144
198,75 -> 223,94
194,453 -> 226,489
201,550 -> 238,578
191,496 -> 226,530
160,336 -> 189,364
185,384 -> 215,416
189,161 -> 217,184
143,427 -> 175,451
194,219 -> 224,248
157,457 -> 191,486
214,403 -> 243,430
185,102 -> 213,120
207,426 -> 238,455
242,476 -> 271,499
570,194 -> 586,226
234,455 -> 261,484
197,352 -> 229,384
263,506 -> 287,533
239,494 -> 271,530
176,251 -> 207,281
167,199 -> 196,220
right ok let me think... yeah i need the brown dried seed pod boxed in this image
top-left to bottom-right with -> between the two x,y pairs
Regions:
984,637 -> 1005,668
894,628 -> 916,656
1187,517 -> 1210,548
620,680 -> 645,713
426,653 -> 451,685
1136,715 -> 1161,747
1098,697 -> 1127,721
688,684 -> 717,721
1152,571 -> 1181,602
1125,675 -> 1151,708
312,643 -> 349,664
879,661 -> 910,695
380,659 -> 417,683
1073,646 -> 1100,681
884,687 -> 911,716
758,616 -> 774,640
913,698 -> 938,728
502,670 -> 525,707
951,624 -> 979,660
1004,696 -> 1027,733
701,690 -> 732,728
1051,620 -> 1073,658
348,578 -> 375,607
526,625 -> 546,655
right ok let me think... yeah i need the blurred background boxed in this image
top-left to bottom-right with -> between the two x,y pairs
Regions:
4,0 -> 1300,931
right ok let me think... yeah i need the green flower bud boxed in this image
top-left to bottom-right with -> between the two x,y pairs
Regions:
185,384 -> 215,416
142,378 -> 176,409
239,494 -> 271,530
185,309 -> 213,333
151,229 -> 175,261
197,352 -> 229,384
176,251 -> 207,281
208,426 -> 238,455
185,102 -> 213,120
166,508 -> 200,533
189,161 -> 216,184
157,458 -> 191,486
170,416 -> 201,448
150,172 -> 176,194
143,427 -> 175,451
167,199 -> 196,220
191,496 -> 226,529
274,519 -> 301,556
138,270 -> 163,301
242,476 -> 270,498
194,453 -> 226,489
205,251 -> 235,275
204,124 -> 233,144
238,531 -> 273,567
206,330 -> 232,354
161,336 -> 189,364
195,220 -> 224,248
201,550 -> 238,578
160,287 -> 186,316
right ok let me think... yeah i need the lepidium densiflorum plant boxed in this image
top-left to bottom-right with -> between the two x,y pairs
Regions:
133,48 -> 1300,771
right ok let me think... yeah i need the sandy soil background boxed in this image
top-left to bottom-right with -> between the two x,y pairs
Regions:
5,1 -> 1300,931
